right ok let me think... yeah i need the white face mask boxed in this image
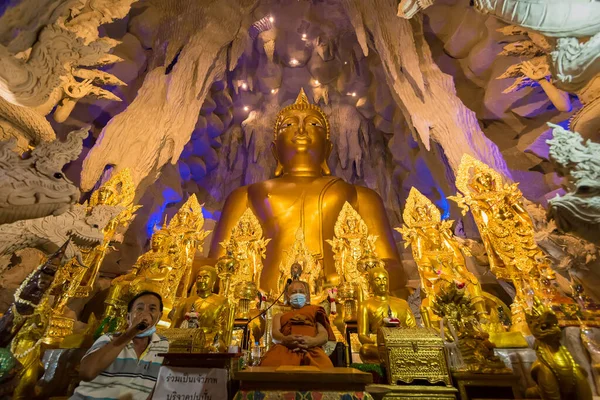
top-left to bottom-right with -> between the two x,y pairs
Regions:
289,293 -> 307,308
136,325 -> 156,338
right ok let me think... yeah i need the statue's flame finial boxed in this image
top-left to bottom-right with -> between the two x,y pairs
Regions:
273,88 -> 330,139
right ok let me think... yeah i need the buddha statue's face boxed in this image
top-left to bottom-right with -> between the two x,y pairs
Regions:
97,186 -> 116,204
151,233 -> 167,251
196,267 -> 216,295
472,172 -> 494,193
415,206 -> 429,220
273,108 -> 331,176
370,269 -> 389,296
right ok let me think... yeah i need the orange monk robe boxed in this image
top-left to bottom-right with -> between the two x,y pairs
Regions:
261,305 -> 336,368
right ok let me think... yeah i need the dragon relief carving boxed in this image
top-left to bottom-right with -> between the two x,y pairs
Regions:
547,123 -> 600,245
0,203 -> 123,274
0,127 -> 88,225
0,0 -> 135,151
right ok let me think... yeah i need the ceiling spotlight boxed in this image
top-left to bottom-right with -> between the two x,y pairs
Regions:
269,16 -> 274,23
243,106 -> 249,112
344,61 -> 348,65
302,33 -> 307,40
241,82 -> 248,90
314,79 -> 320,86
351,92 -> 357,97
271,89 -> 276,94
290,58 -> 299,66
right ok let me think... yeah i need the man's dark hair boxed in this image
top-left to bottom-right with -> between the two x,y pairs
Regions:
127,291 -> 164,312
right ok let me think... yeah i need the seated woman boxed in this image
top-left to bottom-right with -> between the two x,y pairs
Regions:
261,280 -> 335,368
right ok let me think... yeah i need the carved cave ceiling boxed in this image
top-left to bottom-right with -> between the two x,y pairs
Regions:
0,0 -> 585,288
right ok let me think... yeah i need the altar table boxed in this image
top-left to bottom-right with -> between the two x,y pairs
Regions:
233,366 -> 373,398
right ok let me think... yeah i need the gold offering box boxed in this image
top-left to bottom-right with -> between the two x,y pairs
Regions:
378,327 -> 451,386
158,328 -> 205,353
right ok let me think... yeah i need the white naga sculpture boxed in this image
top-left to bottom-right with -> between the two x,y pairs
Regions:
0,203 -> 123,273
547,123 -> 600,245
397,0 -> 600,91
0,127 -> 88,225
0,0 -> 135,151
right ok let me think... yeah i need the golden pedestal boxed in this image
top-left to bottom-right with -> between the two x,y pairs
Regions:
43,315 -> 75,347
157,328 -> 206,353
488,332 -> 528,349
378,327 -> 452,386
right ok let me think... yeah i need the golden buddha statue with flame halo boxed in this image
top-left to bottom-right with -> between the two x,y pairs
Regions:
448,155 -> 559,331
169,265 -> 229,351
277,227 -> 323,300
326,202 -> 373,298
358,266 -> 416,363
209,89 -> 406,296
397,188 -> 491,325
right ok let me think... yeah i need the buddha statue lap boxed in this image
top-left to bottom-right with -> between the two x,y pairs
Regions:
358,267 -> 416,363
169,265 -> 229,351
209,89 -> 406,297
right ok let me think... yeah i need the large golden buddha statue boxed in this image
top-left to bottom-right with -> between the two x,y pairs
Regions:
209,89 -> 405,295
358,266 -> 416,363
169,265 -> 229,351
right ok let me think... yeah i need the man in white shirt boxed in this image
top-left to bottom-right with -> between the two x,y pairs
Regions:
70,291 -> 169,400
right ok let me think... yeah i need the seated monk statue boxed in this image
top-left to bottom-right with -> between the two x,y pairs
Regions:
169,265 -> 229,351
209,88 -> 406,297
358,267 -> 416,363
261,280 -> 336,368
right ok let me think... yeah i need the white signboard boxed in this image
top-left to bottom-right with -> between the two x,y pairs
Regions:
153,367 -> 227,400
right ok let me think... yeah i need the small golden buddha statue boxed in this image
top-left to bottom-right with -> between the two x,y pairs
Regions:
449,155 -> 559,330
169,265 -> 229,351
209,88 -> 405,296
101,228 -> 173,330
358,266 -> 416,363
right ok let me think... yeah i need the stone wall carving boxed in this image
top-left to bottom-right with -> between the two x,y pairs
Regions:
0,127 -> 88,225
0,0 -> 134,150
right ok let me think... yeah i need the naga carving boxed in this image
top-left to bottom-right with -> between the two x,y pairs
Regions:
0,127 -> 87,225
0,0 -> 135,150
547,123 -> 600,245
525,296 -> 593,400
0,203 -> 123,274
397,0 -> 600,136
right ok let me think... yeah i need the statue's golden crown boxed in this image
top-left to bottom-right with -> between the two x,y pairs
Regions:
273,88 -> 330,139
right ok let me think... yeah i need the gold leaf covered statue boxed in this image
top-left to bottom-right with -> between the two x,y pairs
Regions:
169,265 -> 229,352
209,88 -> 405,296
101,195 -> 209,330
52,169 -> 140,313
217,208 -> 270,299
431,282 -> 511,374
326,202 -> 373,297
10,295 -> 51,399
277,228 -> 323,301
358,266 -> 416,363
525,297 -> 592,400
448,155 -> 559,330
397,187 -> 514,341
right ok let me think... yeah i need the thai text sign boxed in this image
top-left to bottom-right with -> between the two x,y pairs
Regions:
153,367 -> 227,400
